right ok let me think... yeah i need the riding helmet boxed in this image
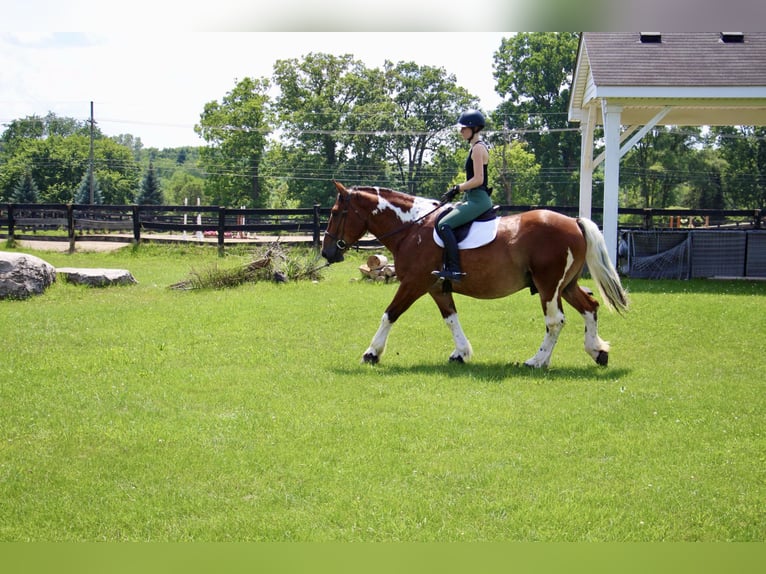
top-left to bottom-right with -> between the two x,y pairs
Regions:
457,109 -> 486,129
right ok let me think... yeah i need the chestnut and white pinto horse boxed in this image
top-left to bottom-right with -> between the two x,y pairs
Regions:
321,181 -> 629,368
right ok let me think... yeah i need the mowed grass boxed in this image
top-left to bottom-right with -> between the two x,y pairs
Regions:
1,243 -> 764,541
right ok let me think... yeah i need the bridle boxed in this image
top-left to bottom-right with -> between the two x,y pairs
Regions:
324,191 -> 367,252
324,189 -> 444,252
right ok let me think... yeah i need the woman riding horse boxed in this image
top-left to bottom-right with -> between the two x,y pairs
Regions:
433,109 -> 493,283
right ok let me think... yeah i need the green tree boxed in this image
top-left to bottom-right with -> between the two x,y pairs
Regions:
164,170 -> 206,205
74,167 -> 104,204
712,126 -> 766,209
195,77 -> 271,207
492,32 -> 580,205
135,162 -> 163,205
489,140 -> 541,204
274,53 -> 350,202
381,60 -> 476,196
11,171 -> 40,203
620,127 -> 701,209
1,114 -> 139,204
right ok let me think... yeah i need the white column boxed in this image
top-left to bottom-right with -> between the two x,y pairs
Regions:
578,105 -> 596,220
601,102 -> 622,265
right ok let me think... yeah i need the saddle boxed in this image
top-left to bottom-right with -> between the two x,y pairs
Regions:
433,206 -> 500,250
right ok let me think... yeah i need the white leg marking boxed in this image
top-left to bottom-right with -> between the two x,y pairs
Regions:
583,310 -> 610,361
525,304 -> 565,368
445,313 -> 473,362
363,312 -> 392,362
525,249 -> 574,368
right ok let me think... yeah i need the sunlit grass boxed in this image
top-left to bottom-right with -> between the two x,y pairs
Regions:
1,243 -> 764,541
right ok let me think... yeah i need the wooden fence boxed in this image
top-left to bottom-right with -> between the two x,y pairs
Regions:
1,202 -> 763,254
0,203 -> 327,253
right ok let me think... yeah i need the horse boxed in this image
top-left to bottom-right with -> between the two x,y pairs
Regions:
321,181 -> 629,368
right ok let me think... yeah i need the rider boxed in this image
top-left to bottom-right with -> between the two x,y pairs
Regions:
432,109 -> 493,282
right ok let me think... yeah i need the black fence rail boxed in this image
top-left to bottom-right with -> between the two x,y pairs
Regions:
1,203 -> 327,253
2,203 -> 763,254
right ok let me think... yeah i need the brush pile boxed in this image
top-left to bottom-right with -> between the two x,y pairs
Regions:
169,242 -> 325,290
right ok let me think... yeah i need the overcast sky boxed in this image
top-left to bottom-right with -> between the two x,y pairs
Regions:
0,32 -> 511,149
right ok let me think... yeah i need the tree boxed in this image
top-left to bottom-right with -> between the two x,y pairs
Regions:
489,140 -> 541,204
135,162 -> 163,205
11,171 -> 40,203
492,32 -> 580,205
1,114 -> 140,203
195,76 -> 271,207
74,167 -> 104,204
273,53 -> 371,205
712,126 -> 766,209
620,127 -> 701,209
164,170 -> 205,205
380,60 -> 477,196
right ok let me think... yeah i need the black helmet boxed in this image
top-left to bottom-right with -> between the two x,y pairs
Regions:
457,109 -> 485,129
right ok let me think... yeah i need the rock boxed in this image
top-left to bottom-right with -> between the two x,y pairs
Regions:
0,251 -> 57,300
56,267 -> 137,287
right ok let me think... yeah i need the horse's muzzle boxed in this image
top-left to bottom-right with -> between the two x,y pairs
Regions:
321,244 -> 345,264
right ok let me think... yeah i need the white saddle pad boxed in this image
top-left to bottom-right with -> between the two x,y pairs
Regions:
433,218 -> 500,250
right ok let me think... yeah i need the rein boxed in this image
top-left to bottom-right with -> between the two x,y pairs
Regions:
326,190 -> 443,251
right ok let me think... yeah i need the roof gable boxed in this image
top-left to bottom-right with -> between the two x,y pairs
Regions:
584,32 -> 766,88
569,32 -> 766,126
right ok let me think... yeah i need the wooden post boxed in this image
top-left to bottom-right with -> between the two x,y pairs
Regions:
67,204 -> 75,253
6,203 -> 14,243
218,208 -> 226,256
313,203 -> 321,249
132,205 -> 141,244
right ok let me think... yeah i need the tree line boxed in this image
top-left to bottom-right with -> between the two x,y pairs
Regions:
1,33 -> 764,212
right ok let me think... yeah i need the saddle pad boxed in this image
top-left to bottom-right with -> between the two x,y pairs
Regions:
433,217 -> 500,250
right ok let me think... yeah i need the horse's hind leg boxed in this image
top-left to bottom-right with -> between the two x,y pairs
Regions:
524,294 -> 566,368
563,284 -> 610,366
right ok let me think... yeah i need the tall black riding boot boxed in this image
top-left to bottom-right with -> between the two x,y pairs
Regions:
432,225 -> 465,282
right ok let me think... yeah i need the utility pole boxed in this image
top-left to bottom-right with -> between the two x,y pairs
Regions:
89,101 -> 95,203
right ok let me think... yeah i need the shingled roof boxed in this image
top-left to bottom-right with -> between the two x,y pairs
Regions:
569,32 -> 766,126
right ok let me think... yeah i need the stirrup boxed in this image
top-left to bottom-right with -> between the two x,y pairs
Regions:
431,268 -> 465,281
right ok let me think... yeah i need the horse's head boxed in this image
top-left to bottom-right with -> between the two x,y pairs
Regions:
321,181 -> 370,264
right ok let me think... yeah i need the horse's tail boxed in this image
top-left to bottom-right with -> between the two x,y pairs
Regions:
577,218 -> 630,314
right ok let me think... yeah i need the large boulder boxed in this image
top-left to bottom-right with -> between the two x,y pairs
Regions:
0,252 -> 57,300
57,267 -> 137,287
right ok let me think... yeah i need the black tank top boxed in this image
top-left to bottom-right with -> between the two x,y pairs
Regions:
465,141 -> 489,189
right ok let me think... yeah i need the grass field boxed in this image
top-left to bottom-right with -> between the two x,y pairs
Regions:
1,242 -> 764,541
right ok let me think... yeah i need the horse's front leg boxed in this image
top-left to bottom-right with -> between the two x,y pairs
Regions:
429,290 -> 473,363
362,282 -> 425,364
362,313 -> 393,364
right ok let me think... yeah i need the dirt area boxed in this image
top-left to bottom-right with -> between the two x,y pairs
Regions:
16,239 -> 130,253
12,233 -> 320,253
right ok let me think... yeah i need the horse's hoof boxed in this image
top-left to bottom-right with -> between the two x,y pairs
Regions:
362,352 -> 379,365
449,354 -> 465,363
523,359 -> 548,369
595,350 -> 609,366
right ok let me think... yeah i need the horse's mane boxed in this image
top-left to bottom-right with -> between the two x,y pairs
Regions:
350,185 -> 436,204
350,185 -> 399,194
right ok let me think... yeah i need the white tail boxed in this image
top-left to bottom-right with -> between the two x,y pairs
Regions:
578,218 -> 630,313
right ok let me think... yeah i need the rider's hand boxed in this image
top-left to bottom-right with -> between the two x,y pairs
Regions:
440,185 -> 460,203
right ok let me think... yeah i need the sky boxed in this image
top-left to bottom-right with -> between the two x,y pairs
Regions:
2,0 -> 759,149
0,32 -> 511,149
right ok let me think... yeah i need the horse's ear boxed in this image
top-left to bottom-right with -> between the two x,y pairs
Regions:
333,180 -> 349,197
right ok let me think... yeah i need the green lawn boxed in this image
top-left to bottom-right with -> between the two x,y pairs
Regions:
1,243 -> 764,541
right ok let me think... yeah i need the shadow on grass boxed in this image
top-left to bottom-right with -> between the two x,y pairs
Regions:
333,361 -> 631,383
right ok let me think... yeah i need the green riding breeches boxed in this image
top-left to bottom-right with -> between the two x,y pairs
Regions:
437,188 -> 492,231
